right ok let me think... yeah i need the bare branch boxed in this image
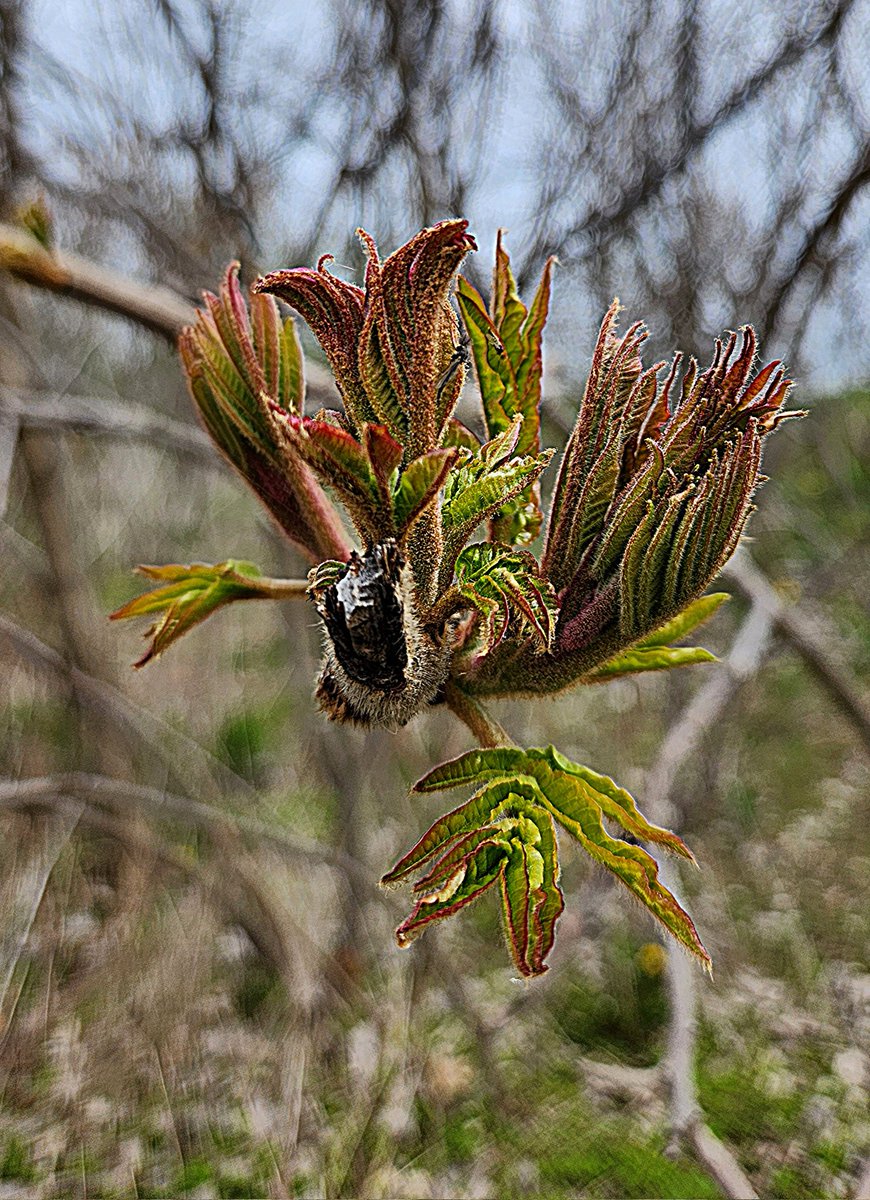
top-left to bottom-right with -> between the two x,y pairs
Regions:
0,222 -> 336,397
761,140 -> 870,341
1,387 -> 216,461
721,554 -> 870,756
0,772 -> 369,881
0,221 -> 194,338
645,599 -> 776,1200
522,0 -> 858,286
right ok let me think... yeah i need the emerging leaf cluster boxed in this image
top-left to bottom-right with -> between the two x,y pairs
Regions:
113,221 -> 797,976
384,745 -> 709,978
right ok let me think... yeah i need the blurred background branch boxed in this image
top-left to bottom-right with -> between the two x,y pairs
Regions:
0,0 -> 868,1196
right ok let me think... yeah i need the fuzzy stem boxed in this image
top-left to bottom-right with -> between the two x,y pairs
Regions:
444,681 -> 513,748
247,577 -> 310,600
427,586 -> 468,626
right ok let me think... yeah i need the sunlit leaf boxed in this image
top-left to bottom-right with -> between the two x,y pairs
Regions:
391,743 -> 710,974
110,560 -> 284,667
457,238 -> 555,544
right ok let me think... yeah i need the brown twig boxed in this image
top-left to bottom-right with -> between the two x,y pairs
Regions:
0,221 -> 194,339
0,222 -> 335,396
2,387 -> 215,462
721,553 -> 870,757
0,772 -> 370,883
645,598 -> 775,1200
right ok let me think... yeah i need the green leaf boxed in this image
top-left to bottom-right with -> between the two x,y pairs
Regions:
252,258 -> 375,430
454,542 -> 558,652
392,448 -> 458,535
393,743 -> 710,974
393,832 -> 512,948
110,560 -> 280,667
458,239 -> 555,545
581,592 -> 728,679
500,805 -> 564,977
585,645 -> 718,680
456,276 -> 516,435
440,417 -> 553,572
382,778 -> 522,885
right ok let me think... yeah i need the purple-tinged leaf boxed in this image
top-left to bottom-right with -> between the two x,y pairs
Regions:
442,417 -> 481,452
180,266 -> 349,563
253,257 -> 374,429
360,221 -> 477,458
363,423 -> 404,510
270,412 -> 388,542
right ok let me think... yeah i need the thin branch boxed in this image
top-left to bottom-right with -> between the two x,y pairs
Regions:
0,805 -> 83,1021
0,222 -> 336,397
721,554 -> 870,757
523,0 -> 857,274
0,788 -> 369,1015
645,600 -> 775,1200
761,140 -> 870,341
0,611 -> 264,801
0,221 -> 194,339
0,405 -> 17,520
0,772 -> 368,882
2,387 -> 215,462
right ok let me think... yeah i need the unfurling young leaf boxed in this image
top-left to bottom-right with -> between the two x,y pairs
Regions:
454,542 -> 558,653
110,561 -> 301,667
180,263 -> 349,563
440,415 -> 553,582
456,235 -> 555,544
385,744 -> 710,976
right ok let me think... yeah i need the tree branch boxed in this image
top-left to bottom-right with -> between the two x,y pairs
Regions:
645,599 -> 775,1200
0,221 -> 335,397
761,140 -> 870,341
2,387 -> 215,462
0,221 -> 194,339
0,772 -> 369,882
721,554 -> 870,757
524,0 -> 856,274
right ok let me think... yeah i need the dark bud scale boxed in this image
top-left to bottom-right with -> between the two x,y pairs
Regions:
318,542 -> 408,692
